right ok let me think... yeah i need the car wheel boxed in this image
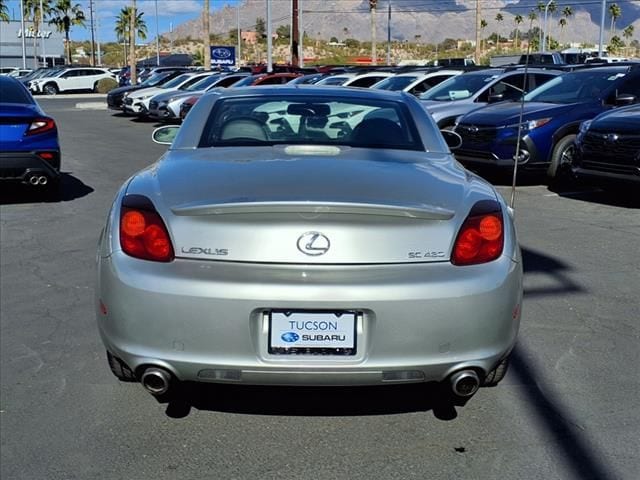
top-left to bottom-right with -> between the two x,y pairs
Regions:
107,351 -> 137,381
547,134 -> 577,179
484,356 -> 509,386
43,83 -> 59,95
93,81 -> 99,93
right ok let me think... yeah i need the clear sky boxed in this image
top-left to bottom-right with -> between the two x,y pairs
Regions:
4,0 -> 241,43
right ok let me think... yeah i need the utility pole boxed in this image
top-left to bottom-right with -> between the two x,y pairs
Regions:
96,11 -> 102,65
20,0 -> 26,68
292,0 -> 299,66
203,0 -> 211,70
237,6 -> 241,66
266,0 -> 273,72
299,0 -> 304,67
89,0 -> 96,66
154,0 -> 160,66
475,0 -> 481,64
40,0 -> 46,67
129,0 -> 137,85
370,0 -> 377,65
598,0 -> 606,56
386,2 -> 391,65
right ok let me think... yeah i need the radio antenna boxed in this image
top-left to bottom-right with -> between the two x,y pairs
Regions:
509,44 -> 533,209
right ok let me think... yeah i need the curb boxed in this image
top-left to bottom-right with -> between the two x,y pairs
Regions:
75,102 -> 108,110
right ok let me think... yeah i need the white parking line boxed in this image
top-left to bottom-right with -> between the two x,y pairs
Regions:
75,102 -> 107,110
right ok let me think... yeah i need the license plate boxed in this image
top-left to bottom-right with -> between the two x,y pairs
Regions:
269,310 -> 356,355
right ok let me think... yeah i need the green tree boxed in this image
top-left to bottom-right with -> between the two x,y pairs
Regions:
255,17 -> 266,40
495,13 -> 503,52
514,14 -> 523,49
609,3 -> 622,38
369,0 -> 378,65
49,0 -> 86,65
24,0 -> 52,66
276,24 -> 290,41
558,18 -> 567,47
607,35 -> 624,55
114,6 -> 146,67
0,0 -> 10,22
622,24 -> 634,54
480,18 -> 488,53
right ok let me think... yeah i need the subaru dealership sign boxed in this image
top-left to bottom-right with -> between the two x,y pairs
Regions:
210,46 -> 235,67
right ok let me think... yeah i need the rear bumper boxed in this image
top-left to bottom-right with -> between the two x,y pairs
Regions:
0,151 -> 61,182
97,253 -> 523,386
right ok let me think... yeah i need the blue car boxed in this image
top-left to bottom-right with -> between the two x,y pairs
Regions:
0,76 -> 61,191
453,65 -> 640,180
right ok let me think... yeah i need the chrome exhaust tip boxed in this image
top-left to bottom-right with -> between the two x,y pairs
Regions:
37,176 -> 48,185
449,370 -> 480,398
140,367 -> 172,396
28,174 -> 40,185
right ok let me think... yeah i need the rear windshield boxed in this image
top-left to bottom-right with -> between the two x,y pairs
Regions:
199,95 -> 424,151
373,76 -> 419,91
0,79 -> 34,104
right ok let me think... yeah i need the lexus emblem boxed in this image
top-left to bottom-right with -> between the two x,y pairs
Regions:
297,231 -> 330,256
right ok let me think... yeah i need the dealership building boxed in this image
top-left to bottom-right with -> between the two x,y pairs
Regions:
0,20 -> 65,69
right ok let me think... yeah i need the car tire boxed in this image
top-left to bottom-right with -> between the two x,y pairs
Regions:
547,134 -> 576,179
43,83 -> 59,95
107,351 -> 137,381
484,356 -> 509,386
93,81 -> 99,93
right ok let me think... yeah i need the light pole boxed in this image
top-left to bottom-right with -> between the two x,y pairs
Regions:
266,0 -> 273,72
40,0 -> 46,67
541,0 -> 554,53
155,0 -> 160,65
20,0 -> 26,68
598,0 -> 606,57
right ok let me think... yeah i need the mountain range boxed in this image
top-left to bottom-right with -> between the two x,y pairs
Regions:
171,0 -> 640,46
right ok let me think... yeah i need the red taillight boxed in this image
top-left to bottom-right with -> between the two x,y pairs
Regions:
120,195 -> 174,262
25,117 -> 56,136
452,202 -> 504,266
36,151 -> 56,161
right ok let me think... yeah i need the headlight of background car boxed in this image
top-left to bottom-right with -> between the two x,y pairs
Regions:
507,118 -> 552,132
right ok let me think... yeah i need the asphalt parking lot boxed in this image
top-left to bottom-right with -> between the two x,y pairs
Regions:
1,96 -> 638,480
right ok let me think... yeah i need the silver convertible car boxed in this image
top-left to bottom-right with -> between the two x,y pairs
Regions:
96,86 -> 522,402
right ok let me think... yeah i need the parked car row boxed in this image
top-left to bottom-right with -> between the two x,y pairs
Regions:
107,62 -> 639,189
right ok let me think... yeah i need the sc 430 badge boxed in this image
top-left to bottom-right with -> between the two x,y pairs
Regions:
408,251 -> 445,259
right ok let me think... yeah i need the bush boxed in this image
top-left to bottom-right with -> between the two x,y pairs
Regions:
96,77 -> 118,93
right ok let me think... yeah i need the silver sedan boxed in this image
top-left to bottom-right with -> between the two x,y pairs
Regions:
96,86 -> 522,403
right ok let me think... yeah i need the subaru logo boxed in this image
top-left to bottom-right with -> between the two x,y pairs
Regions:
212,48 -> 232,58
281,332 -> 299,343
297,231 -> 330,256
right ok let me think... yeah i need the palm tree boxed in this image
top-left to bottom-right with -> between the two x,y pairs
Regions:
24,0 -> 52,67
480,18 -> 488,53
49,0 -> 85,65
369,0 -> 377,65
609,3 -> 622,39
514,14 -> 523,49
0,0 -> 10,22
622,24 -> 634,55
527,10 -> 538,51
558,18 -> 567,47
114,6 -> 147,67
546,0 -> 556,50
495,13 -> 503,52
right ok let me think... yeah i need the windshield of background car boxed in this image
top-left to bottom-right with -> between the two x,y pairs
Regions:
198,95 -> 425,151
373,76 -> 419,90
230,75 -> 261,87
162,74 -> 192,89
141,72 -> 173,87
524,69 -> 627,103
316,76 -> 350,86
419,72 -> 498,101
187,74 -> 222,91
0,79 -> 34,104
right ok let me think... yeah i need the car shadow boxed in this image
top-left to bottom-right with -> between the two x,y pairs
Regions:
0,172 -> 94,205
548,183 -> 639,208
521,247 -> 585,298
158,381 -> 464,421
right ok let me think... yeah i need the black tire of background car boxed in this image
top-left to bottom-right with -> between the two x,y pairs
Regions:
107,351 -> 137,381
483,356 -> 510,386
93,81 -> 99,93
43,83 -> 58,95
547,134 -> 577,179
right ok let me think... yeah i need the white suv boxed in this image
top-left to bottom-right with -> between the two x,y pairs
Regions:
30,67 -> 115,95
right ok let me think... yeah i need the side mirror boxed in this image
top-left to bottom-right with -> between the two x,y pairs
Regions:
152,125 -> 179,145
615,94 -> 637,107
488,93 -> 504,103
441,129 -> 462,150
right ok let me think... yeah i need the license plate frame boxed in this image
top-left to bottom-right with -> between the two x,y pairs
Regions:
268,310 -> 357,356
